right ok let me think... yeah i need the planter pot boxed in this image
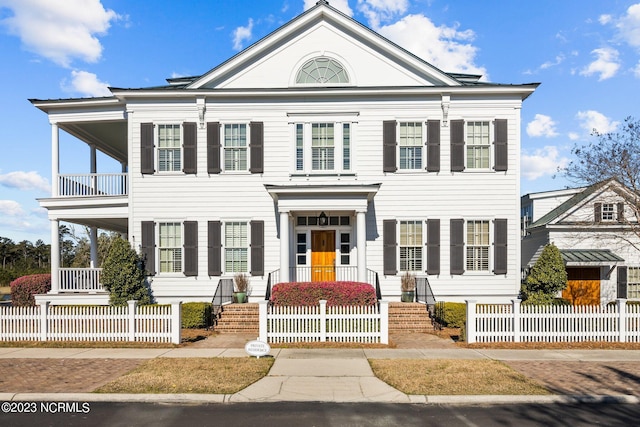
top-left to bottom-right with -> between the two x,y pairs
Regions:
233,292 -> 247,304
401,291 -> 415,303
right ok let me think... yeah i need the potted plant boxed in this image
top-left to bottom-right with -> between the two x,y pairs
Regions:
233,273 -> 250,303
400,272 -> 416,302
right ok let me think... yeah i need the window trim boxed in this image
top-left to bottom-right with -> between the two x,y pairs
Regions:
465,120 -> 493,171
397,121 -> 425,171
398,219 -> 424,273
291,121 -> 355,175
222,123 -> 250,173
157,221 -> 183,276
156,123 -> 183,174
464,219 -> 493,274
224,221 -> 250,274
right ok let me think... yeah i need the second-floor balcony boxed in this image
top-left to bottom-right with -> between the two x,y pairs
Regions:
58,173 -> 128,197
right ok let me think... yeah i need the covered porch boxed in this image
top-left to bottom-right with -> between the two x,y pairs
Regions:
265,183 -> 380,285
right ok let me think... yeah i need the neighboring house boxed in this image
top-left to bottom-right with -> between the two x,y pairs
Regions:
522,178 -> 640,305
32,1 -> 537,305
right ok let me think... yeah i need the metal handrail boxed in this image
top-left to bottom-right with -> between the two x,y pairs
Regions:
211,278 -> 234,325
416,276 -> 436,315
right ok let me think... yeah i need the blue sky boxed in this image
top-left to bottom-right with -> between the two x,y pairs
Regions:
0,0 -> 639,244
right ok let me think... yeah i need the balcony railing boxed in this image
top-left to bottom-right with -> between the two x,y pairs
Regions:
58,174 -> 128,197
59,268 -> 104,293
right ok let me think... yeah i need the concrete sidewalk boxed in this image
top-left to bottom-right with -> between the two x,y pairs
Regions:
2,343 -> 640,404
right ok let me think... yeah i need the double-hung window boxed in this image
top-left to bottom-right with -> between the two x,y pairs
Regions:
628,267 -> 640,299
158,124 -> 181,172
312,123 -> 335,171
466,220 -> 489,271
159,222 -> 182,273
601,203 -> 615,221
224,124 -> 248,171
399,122 -> 422,170
293,121 -> 352,174
466,121 -> 490,169
400,220 -> 423,271
225,222 -> 248,272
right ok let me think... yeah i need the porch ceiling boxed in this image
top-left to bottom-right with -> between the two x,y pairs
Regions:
61,121 -> 128,163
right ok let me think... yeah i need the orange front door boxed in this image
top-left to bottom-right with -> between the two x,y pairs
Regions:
311,230 -> 336,282
563,268 -> 601,305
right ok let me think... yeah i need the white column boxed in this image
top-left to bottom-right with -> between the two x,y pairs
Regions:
280,211 -> 289,282
357,211 -> 367,283
89,226 -> 99,268
50,219 -> 60,294
90,144 -> 97,195
51,123 -> 59,196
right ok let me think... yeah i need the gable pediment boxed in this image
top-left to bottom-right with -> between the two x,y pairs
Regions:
188,3 -> 460,90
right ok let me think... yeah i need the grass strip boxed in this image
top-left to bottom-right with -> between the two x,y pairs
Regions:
369,359 -> 551,395
95,357 -> 273,394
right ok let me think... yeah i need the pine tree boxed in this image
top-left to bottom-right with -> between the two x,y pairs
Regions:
522,244 -> 567,303
101,237 -> 151,305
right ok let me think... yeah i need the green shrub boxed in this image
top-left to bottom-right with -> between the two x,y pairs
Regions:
522,244 -> 567,300
10,274 -> 51,306
101,237 -> 151,306
182,302 -> 213,328
270,281 -> 377,306
434,301 -> 466,328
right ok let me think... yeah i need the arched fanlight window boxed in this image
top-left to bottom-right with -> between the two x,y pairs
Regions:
296,57 -> 349,84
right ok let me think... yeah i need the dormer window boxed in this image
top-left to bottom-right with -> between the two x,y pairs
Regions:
296,57 -> 349,84
601,203 -> 615,221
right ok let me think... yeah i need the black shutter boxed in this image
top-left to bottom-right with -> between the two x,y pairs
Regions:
450,120 -> 465,172
183,221 -> 198,276
250,220 -> 264,276
182,122 -> 197,174
617,202 -> 625,223
494,119 -> 508,171
207,122 -> 221,174
249,122 -> 264,173
141,123 -> 154,174
208,221 -> 222,276
594,203 -> 602,223
383,219 -> 397,275
426,120 -> 440,172
450,219 -> 464,275
383,120 -> 397,172
493,218 -> 508,275
617,266 -> 628,298
426,219 -> 440,275
141,221 -> 156,275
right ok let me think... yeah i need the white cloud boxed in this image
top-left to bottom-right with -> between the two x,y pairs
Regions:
540,54 -> 565,70
377,14 -> 487,77
568,132 -> 580,141
0,171 -> 50,192
527,114 -> 559,138
521,146 -> 569,180
576,110 -> 620,134
304,0 -> 353,16
357,0 -> 408,29
580,47 -> 621,80
634,60 -> 640,78
0,0 -> 120,67
599,14 -> 613,25
612,3 -> 640,48
61,70 -> 111,97
232,18 -> 254,51
0,200 -> 25,216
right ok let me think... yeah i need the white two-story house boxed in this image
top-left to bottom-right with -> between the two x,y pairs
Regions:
32,1 -> 537,305
522,178 -> 640,305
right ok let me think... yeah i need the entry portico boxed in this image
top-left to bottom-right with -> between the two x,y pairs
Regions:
266,184 -> 379,283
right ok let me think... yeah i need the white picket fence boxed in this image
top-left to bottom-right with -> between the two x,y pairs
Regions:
466,299 -> 640,343
0,300 -> 181,344
258,300 -> 389,344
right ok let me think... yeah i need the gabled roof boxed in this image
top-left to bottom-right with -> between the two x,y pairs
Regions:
529,178 -> 634,228
185,0 -> 462,90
